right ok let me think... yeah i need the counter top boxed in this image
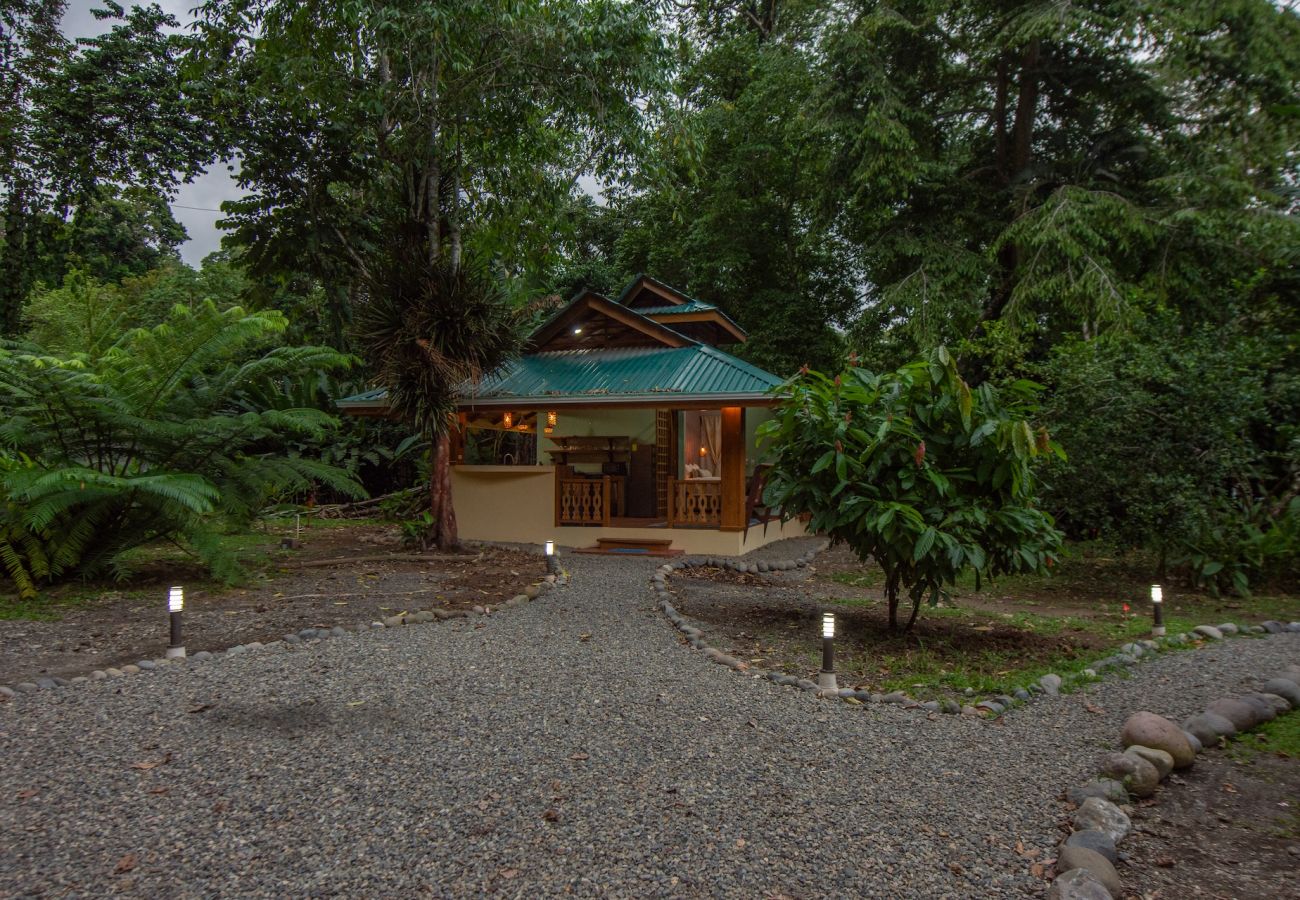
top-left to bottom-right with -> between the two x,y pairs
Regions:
454,464 -> 556,475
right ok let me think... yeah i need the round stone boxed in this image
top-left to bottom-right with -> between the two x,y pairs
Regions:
1205,697 -> 1260,730
1192,624 -> 1224,640
1181,730 -> 1203,755
1120,711 -> 1195,768
1262,678 -> 1300,708
1040,673 -> 1063,695
0,685 -> 14,698
1068,779 -> 1129,805
16,682 -> 39,693
191,651 -> 212,661
90,671 -> 107,681
70,676 -> 88,685
1047,867 -> 1113,900
1065,829 -> 1117,864
1248,691 -> 1289,723
1099,752 -> 1159,797
1216,622 -> 1239,635
1124,745 -> 1174,781
1073,797 -> 1131,844
1186,710 -> 1237,744
121,665 -> 140,674
1056,846 -> 1122,898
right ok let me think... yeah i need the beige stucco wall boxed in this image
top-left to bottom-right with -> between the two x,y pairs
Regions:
451,464 -> 805,555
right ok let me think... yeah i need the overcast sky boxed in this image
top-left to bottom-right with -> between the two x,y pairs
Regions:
61,1 -> 238,266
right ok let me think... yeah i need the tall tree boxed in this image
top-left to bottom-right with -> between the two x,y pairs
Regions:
611,3 -> 859,375
195,0 -> 665,547
0,1 -> 214,332
818,0 -> 1300,360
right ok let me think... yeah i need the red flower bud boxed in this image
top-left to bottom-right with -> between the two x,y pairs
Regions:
844,410 -> 852,424
834,440 -> 843,453
834,374 -> 841,387
914,441 -> 925,467
799,364 -> 810,376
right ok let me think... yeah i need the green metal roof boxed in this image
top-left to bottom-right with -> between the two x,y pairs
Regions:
338,345 -> 783,409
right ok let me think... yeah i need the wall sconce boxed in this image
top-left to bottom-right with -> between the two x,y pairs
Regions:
547,411 -> 558,428
502,411 -> 513,429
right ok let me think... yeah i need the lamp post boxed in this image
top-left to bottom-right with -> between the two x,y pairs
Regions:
1151,584 -> 1165,637
166,586 -> 186,659
818,611 -> 837,692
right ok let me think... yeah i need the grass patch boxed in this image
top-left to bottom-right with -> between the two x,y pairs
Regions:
1226,713 -> 1300,764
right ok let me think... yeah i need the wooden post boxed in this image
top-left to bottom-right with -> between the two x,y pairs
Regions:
720,406 -> 745,531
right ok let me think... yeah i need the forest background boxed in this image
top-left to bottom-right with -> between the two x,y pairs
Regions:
1,0 -> 1296,597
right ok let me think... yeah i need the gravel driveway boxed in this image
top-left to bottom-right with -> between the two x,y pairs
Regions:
1,546 -> 1296,898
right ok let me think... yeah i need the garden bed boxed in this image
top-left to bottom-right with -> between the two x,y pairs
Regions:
1120,718 -> 1300,900
0,519 -> 546,684
670,543 -> 1300,699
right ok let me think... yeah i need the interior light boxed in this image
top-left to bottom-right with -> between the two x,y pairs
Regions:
573,326 -> 583,335
503,411 -> 513,429
547,411 -> 558,427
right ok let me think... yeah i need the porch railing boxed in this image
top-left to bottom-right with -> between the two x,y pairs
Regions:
667,477 -> 722,527
556,475 -> 611,526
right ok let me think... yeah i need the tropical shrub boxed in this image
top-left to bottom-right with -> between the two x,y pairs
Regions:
759,348 -> 1063,630
0,300 -> 363,596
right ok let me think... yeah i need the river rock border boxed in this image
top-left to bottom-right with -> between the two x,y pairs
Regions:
1046,658 -> 1300,899
651,554 -> 1300,718
0,551 -> 568,701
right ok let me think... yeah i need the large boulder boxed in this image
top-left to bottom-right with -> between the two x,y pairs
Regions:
1047,867 -> 1113,900
1073,797 -> 1131,844
1262,678 -> 1300,708
1057,846 -> 1123,898
1125,745 -> 1175,781
1099,752 -> 1160,798
1120,711 -> 1195,768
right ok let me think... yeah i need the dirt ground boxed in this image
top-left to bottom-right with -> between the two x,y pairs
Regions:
0,523 -> 547,684
1121,749 -> 1300,899
670,543 -> 1300,693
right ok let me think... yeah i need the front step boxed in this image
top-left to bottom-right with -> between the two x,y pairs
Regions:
573,537 -> 683,557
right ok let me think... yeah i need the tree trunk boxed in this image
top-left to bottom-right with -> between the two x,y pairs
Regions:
427,430 -> 459,550
904,593 -> 922,632
885,571 -> 901,630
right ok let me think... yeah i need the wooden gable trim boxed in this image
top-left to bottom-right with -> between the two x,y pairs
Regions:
528,292 -> 694,352
620,275 -> 692,309
645,310 -> 747,344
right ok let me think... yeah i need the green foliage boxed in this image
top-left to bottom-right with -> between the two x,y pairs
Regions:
759,348 -> 1063,629
193,0 -> 667,337
1040,319 -> 1299,594
2,1 -> 215,334
609,20 -> 857,374
0,300 -> 363,597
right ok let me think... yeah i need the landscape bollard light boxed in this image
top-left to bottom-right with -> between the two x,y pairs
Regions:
1151,584 -> 1165,637
166,586 -> 186,659
544,540 -> 555,557
818,611 -> 837,692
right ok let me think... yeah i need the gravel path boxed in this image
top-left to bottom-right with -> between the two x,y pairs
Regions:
1,548 -> 1296,898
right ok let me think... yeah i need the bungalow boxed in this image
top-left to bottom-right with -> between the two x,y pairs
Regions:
338,276 -> 805,556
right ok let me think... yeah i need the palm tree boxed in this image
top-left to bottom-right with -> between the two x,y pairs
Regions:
354,235 -> 521,550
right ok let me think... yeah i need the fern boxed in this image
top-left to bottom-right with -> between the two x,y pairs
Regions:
0,301 -> 366,597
